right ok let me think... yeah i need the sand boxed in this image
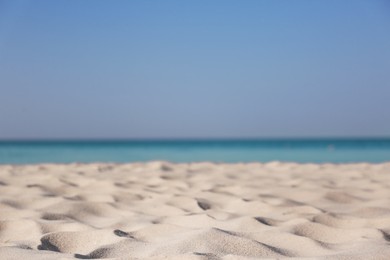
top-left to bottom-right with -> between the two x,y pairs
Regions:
0,161 -> 390,259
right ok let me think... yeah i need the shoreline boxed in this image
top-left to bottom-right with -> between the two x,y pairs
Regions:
1,162 -> 390,259
2,160 -> 390,166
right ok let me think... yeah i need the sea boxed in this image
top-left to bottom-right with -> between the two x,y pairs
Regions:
0,139 -> 389,164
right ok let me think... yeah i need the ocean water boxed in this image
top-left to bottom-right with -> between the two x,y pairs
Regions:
0,139 -> 389,164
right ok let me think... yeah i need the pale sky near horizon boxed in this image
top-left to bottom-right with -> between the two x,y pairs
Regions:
0,0 -> 389,139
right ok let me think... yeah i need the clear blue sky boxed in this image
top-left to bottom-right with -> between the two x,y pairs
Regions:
0,0 -> 389,139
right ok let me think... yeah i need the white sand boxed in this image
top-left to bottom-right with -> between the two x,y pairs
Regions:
1,161 -> 390,259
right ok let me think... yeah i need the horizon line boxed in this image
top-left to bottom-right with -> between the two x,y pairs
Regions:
1,136 -> 390,142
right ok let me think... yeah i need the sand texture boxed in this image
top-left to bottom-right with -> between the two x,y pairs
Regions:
1,162 -> 390,259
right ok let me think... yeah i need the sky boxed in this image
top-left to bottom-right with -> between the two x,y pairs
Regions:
0,0 -> 389,139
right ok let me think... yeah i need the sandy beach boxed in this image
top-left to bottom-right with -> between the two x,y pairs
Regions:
0,162 -> 390,259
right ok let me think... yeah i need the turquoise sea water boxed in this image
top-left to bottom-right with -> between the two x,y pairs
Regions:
0,139 -> 389,164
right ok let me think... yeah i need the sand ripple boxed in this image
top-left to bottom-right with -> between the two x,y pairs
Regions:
0,162 -> 390,259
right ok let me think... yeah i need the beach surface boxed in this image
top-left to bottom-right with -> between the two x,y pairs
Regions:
0,162 -> 390,259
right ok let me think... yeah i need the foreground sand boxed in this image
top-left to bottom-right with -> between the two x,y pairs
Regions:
1,162 -> 390,259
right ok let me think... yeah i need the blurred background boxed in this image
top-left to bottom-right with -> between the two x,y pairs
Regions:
0,0 -> 389,163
